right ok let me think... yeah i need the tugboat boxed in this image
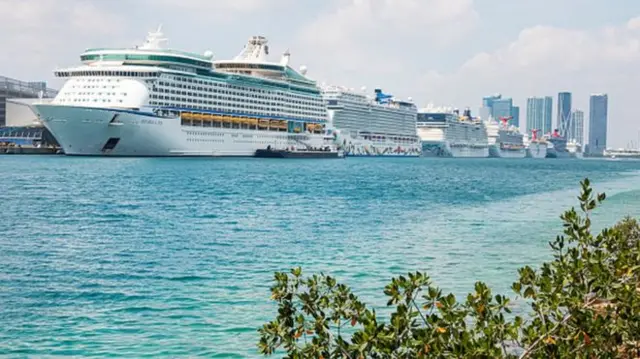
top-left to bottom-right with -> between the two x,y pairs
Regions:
255,145 -> 344,159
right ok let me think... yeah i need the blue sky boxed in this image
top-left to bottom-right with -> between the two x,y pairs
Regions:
1,0 -> 639,147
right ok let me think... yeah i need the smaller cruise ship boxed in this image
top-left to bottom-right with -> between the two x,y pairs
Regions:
566,139 -> 583,159
323,87 -> 421,157
485,117 -> 526,158
417,106 -> 489,158
545,130 -> 570,158
524,129 -> 548,159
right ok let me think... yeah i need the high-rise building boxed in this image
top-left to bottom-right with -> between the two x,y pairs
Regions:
567,110 -> 584,145
0,75 -> 57,127
482,94 -> 501,109
587,94 -> 608,155
480,93 -> 519,128
557,92 -> 572,136
526,96 -> 553,135
492,97 -> 513,119
512,106 -> 520,128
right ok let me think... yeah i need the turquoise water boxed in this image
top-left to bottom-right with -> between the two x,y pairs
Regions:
1,157 -> 640,358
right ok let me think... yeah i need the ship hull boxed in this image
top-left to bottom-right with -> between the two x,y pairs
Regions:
546,149 -> 571,159
421,141 -> 489,158
33,104 -> 327,156
489,145 -> 526,158
335,132 -> 421,157
526,143 -> 548,158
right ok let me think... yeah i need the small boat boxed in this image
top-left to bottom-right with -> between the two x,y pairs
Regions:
255,145 -> 344,159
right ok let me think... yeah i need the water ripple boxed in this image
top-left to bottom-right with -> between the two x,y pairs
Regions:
0,157 -> 639,357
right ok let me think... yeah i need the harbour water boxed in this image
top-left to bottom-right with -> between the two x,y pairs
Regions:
1,157 -> 640,357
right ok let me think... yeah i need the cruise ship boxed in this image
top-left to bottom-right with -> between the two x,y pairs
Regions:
524,129 -> 548,159
417,106 -> 489,157
323,87 -> 421,156
545,130 -> 570,158
566,139 -> 583,159
32,28 -> 332,156
485,117 -> 526,158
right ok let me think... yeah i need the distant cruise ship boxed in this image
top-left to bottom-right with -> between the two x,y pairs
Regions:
485,117 -> 526,158
546,130 -> 570,158
323,87 -> 421,156
524,130 -> 548,159
417,106 -> 489,157
32,27 -> 332,156
566,139 -> 583,159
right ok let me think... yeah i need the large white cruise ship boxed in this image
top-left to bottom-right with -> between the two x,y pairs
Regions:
322,86 -> 420,156
417,106 -> 489,157
485,117 -> 526,158
32,28 -> 331,156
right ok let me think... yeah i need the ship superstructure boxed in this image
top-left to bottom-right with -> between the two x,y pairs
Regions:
417,106 -> 489,157
33,28 -> 331,156
322,87 -> 420,156
485,116 -> 526,158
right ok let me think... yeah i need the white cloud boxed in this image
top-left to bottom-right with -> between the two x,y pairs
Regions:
420,17 -> 640,146
153,0 -> 290,13
0,0 -> 128,82
294,0 -> 478,89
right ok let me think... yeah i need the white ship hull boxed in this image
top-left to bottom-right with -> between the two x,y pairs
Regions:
489,145 -> 526,158
335,132 -> 421,157
34,104 -> 327,156
421,141 -> 489,158
526,142 -> 547,158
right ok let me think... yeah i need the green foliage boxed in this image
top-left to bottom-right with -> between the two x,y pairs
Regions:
259,179 -> 640,358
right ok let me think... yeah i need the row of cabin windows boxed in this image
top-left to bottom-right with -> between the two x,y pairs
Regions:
56,71 -> 159,78
160,73 -> 320,96
80,54 -> 211,68
150,91 -> 324,115
148,101 -> 323,121
148,97 -> 322,118
155,79 -> 322,104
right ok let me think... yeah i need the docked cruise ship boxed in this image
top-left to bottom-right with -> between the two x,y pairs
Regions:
323,87 -> 420,156
485,117 -> 526,158
32,27 -> 332,156
417,106 -> 489,157
545,130 -> 570,158
566,139 -> 583,158
524,129 -> 548,159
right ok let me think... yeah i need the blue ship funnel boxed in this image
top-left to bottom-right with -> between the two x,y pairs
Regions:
374,88 -> 393,104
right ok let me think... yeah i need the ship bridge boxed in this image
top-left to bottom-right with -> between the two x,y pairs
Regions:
213,36 -> 315,87
73,26 -> 215,74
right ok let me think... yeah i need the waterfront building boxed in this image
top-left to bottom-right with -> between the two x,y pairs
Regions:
587,93 -> 608,155
557,92 -> 572,136
526,96 -> 553,135
0,75 -> 57,127
567,110 -> 584,145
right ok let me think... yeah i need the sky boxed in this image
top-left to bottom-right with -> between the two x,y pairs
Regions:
1,0 -> 639,147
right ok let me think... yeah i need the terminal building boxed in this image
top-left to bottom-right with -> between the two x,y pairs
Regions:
0,75 -> 59,148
